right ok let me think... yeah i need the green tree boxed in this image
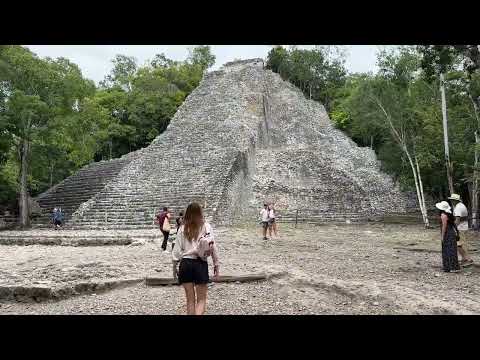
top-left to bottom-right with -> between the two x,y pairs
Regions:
0,46 -> 96,226
187,45 -> 215,71
100,54 -> 137,92
266,46 -> 346,112
4,90 -> 49,225
266,46 -> 289,76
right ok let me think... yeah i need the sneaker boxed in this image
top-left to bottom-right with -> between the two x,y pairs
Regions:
163,250 -> 169,254
263,237 -> 268,240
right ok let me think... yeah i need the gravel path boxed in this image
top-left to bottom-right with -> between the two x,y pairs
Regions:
1,223 -> 480,314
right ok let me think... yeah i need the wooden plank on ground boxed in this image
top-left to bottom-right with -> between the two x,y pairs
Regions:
394,246 -> 478,254
393,247 -> 439,253
146,273 -> 268,286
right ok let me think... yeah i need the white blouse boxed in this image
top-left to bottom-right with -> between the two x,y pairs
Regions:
172,222 -> 219,267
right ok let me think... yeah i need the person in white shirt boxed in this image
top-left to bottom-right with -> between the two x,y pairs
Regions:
172,202 -> 219,315
448,193 -> 473,266
260,203 -> 270,240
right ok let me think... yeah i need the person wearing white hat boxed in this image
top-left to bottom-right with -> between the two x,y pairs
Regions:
448,193 -> 473,266
435,201 -> 461,273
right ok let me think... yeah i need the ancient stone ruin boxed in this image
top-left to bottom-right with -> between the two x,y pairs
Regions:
34,59 -> 410,229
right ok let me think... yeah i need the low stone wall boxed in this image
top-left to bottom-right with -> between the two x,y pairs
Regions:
0,278 -> 143,303
0,229 -> 165,246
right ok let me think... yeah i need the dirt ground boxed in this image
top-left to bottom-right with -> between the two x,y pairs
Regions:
1,223 -> 480,315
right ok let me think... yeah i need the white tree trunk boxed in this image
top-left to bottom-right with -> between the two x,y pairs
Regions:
440,73 -> 454,194
415,154 -> 430,228
473,131 -> 479,229
469,94 -> 480,229
407,154 -> 427,227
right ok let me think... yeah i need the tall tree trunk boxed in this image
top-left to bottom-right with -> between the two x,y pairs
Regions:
19,139 -> 30,228
49,161 -> 54,188
440,73 -> 454,194
473,131 -> 479,229
469,93 -> 480,230
405,149 -> 429,228
415,154 -> 430,228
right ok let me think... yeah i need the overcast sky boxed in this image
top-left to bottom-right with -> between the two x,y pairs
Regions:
25,45 -> 387,84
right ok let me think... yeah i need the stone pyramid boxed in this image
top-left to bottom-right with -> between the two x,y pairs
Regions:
37,59 -> 410,229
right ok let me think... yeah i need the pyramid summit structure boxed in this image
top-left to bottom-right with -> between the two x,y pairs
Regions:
36,59 -> 410,229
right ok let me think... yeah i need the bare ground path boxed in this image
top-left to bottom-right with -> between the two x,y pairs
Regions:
1,224 -> 480,314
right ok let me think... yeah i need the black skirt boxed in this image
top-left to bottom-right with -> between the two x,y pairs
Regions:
442,224 -> 460,272
178,258 -> 209,284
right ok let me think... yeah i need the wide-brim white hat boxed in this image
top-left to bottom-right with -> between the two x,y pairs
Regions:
435,201 -> 452,213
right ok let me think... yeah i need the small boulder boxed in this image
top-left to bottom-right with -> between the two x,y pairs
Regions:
130,239 -> 146,246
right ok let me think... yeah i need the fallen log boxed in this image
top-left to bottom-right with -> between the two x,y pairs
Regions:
146,273 -> 268,286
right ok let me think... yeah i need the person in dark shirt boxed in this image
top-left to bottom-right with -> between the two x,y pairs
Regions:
436,201 -> 460,273
156,207 -> 171,253
52,208 -> 64,230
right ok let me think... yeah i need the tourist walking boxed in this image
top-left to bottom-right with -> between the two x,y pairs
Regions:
436,201 -> 461,273
156,207 -> 171,253
260,203 -> 270,240
51,208 -> 58,229
176,211 -> 184,231
172,202 -> 219,315
52,207 -> 64,230
169,211 -> 184,252
268,203 -> 278,238
448,193 -> 474,267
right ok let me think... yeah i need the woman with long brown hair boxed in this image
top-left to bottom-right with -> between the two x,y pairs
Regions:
172,202 -> 219,314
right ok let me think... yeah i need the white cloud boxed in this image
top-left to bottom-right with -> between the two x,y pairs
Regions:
25,45 -> 386,84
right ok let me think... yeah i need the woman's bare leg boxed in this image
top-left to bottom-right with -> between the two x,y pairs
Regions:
194,284 -> 208,315
182,283 -> 196,315
273,222 -> 278,237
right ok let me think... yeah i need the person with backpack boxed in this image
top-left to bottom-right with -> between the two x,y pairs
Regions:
155,207 -> 171,253
448,193 -> 474,267
436,201 -> 461,273
172,202 -> 219,315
